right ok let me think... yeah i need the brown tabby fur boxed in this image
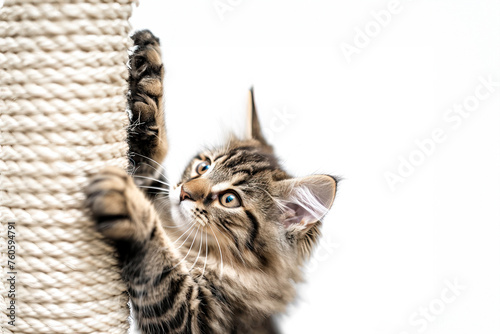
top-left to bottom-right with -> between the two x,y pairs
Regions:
85,30 -> 337,334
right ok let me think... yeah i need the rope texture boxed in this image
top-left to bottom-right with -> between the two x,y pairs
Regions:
0,1 -> 133,332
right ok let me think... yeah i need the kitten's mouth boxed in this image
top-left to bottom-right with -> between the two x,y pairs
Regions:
169,184 -> 219,245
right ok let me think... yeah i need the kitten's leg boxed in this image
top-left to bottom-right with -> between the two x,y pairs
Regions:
84,167 -> 229,333
127,30 -> 168,191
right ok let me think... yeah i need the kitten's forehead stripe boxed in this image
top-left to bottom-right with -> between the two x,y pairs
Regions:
227,145 -> 259,155
213,154 -> 227,163
222,151 -> 250,170
231,177 -> 248,187
221,147 -> 279,176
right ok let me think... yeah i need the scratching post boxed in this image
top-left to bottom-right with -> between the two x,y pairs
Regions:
0,1 -> 134,332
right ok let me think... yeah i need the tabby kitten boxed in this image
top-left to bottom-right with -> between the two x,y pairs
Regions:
85,30 -> 338,334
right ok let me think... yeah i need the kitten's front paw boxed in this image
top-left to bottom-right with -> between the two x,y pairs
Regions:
128,30 -> 167,172
84,167 -> 154,241
129,29 -> 163,128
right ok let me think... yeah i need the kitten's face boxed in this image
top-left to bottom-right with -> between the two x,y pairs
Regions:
170,139 -> 287,262
169,91 -> 337,270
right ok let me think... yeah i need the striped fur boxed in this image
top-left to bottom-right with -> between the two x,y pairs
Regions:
85,30 -> 337,333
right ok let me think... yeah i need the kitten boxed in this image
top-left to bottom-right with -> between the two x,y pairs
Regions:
85,30 -> 337,334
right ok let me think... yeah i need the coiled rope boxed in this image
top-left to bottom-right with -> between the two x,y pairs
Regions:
0,0 -> 133,332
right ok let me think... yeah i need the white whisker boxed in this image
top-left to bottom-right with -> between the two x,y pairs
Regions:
209,224 -> 224,277
172,226 -> 200,270
133,175 -> 170,187
173,221 -> 196,246
202,229 -> 208,278
163,218 -> 191,229
138,185 -> 169,193
130,152 -> 169,181
213,223 -> 247,267
190,228 -> 204,271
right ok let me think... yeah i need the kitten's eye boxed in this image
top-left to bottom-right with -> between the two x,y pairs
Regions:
196,161 -> 211,175
219,191 -> 241,208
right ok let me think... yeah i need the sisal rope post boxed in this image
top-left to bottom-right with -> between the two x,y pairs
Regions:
0,1 -> 134,332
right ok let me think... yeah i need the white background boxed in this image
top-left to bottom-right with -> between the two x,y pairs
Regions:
130,1 -> 500,333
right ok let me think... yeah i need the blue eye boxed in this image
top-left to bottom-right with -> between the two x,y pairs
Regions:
196,162 -> 210,175
220,191 -> 241,208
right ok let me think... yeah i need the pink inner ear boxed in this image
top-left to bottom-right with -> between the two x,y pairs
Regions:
280,186 -> 331,228
282,203 -> 302,227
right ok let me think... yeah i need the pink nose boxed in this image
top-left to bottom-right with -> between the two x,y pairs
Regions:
180,186 -> 193,202
179,178 -> 211,201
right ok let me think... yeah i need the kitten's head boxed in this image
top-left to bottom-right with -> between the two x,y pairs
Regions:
169,89 -> 337,274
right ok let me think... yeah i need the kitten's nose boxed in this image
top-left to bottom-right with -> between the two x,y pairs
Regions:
180,178 -> 211,202
180,186 -> 193,202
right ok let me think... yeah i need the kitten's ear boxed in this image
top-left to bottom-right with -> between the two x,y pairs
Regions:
246,87 -> 268,146
276,175 -> 337,229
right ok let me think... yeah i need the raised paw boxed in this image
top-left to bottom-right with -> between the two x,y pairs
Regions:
129,30 -> 163,126
129,30 -> 163,102
127,30 -> 168,177
84,167 -> 155,241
